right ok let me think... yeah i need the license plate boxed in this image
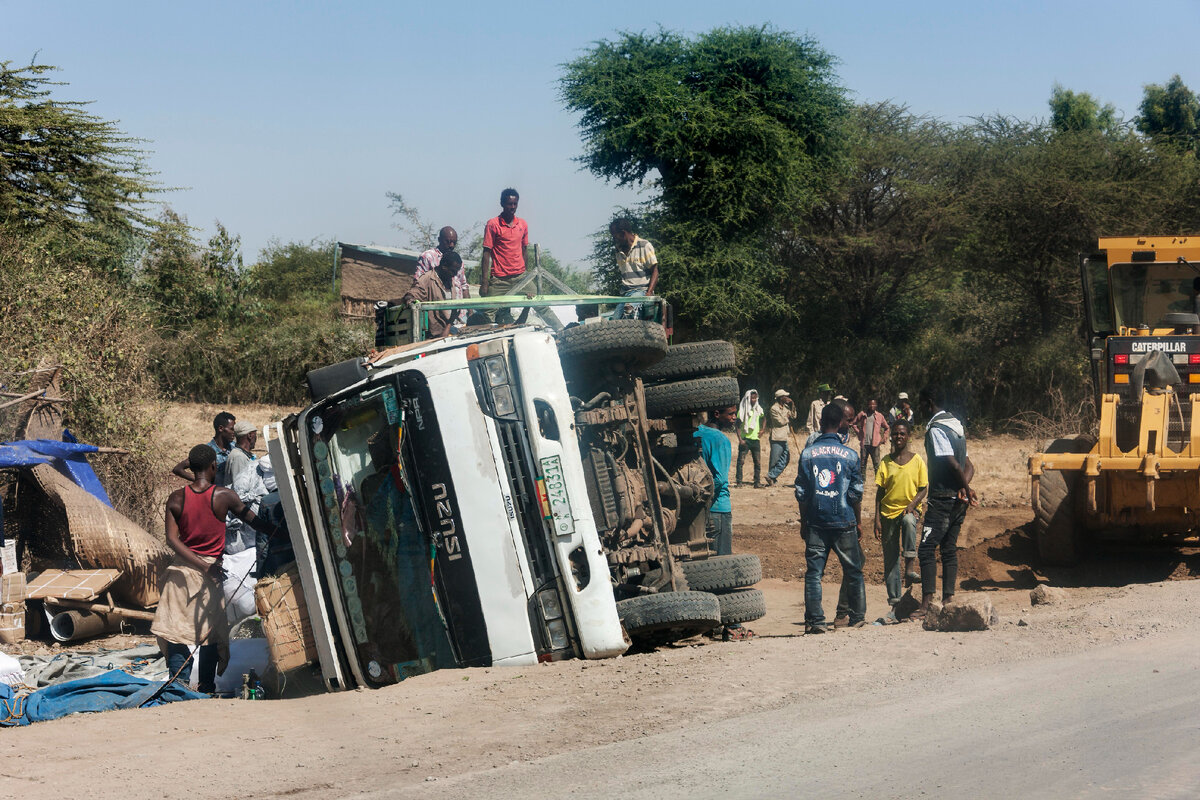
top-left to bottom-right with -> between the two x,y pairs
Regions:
539,455 -> 575,536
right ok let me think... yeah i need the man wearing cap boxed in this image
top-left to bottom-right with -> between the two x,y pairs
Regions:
889,392 -> 915,428
764,389 -> 797,486
224,420 -> 258,492
806,384 -> 833,434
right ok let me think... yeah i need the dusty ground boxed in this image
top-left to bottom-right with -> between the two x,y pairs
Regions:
5,406 -> 1200,797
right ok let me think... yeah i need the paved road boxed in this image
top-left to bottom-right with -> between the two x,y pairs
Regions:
385,630 -> 1200,799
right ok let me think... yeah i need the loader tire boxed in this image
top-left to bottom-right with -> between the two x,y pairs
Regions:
640,340 -> 736,383
1033,435 -> 1091,566
558,319 -> 667,373
718,588 -> 766,626
616,591 -> 721,644
679,554 -> 762,592
644,376 -> 740,419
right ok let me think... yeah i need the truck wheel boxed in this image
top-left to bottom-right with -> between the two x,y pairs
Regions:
644,376 -> 740,418
718,588 -> 766,625
558,320 -> 667,373
679,554 -> 762,592
640,340 -> 736,383
616,591 -> 721,643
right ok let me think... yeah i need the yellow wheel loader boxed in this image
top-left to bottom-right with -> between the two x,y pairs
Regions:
1029,237 -> 1200,564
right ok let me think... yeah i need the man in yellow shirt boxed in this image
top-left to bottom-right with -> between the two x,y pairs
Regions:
873,420 -> 928,621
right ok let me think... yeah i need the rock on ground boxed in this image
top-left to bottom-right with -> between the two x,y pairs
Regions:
923,594 -> 998,631
1030,584 -> 1067,606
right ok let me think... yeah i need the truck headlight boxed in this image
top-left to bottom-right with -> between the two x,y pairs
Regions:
538,588 -> 564,621
492,385 -> 516,416
484,356 -> 509,387
546,618 -> 570,650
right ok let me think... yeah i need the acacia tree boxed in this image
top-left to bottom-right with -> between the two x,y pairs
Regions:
561,26 -> 848,329
0,61 -> 160,266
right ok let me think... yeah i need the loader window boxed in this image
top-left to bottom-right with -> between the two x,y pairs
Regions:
1082,256 -> 1113,335
1109,262 -> 1200,330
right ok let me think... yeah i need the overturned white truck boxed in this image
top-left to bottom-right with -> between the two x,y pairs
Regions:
265,295 -> 764,690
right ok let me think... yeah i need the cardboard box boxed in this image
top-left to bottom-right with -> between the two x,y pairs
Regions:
255,568 -> 318,673
0,609 -> 25,644
0,572 -> 25,605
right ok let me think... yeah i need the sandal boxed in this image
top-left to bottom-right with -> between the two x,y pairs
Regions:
906,608 -> 927,622
724,626 -> 756,641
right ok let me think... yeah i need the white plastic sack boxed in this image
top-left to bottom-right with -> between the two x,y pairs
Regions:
257,454 -> 277,492
0,650 -> 23,686
183,638 -> 270,695
222,547 -> 258,623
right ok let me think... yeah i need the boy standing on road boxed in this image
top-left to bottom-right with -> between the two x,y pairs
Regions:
795,402 -> 866,633
874,420 -> 927,620
913,386 -> 976,622
735,390 -> 765,487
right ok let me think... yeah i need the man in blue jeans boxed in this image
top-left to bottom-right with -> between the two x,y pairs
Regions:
609,218 -> 658,319
795,402 -> 866,633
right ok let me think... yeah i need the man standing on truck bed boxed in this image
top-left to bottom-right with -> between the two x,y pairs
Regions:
911,386 -> 975,623
414,226 -> 469,326
402,252 -> 469,338
609,217 -> 658,320
480,188 -> 528,323
153,444 -> 278,693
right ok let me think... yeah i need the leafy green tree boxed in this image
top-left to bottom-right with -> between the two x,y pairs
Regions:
1137,75 -> 1200,147
251,238 -> 337,301
1049,84 -> 1118,134
0,61 -> 160,268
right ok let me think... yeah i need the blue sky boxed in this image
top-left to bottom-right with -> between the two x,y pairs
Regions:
4,1 -> 1199,268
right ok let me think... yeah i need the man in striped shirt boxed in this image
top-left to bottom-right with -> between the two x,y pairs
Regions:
609,218 -> 659,320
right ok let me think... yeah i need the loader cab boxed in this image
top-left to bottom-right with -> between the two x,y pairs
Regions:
1083,238 -> 1200,401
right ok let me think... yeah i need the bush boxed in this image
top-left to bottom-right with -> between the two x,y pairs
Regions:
151,298 -> 371,404
0,230 -> 168,530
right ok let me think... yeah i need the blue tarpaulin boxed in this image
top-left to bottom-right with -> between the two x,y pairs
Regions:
1,669 -> 206,726
0,439 -> 111,507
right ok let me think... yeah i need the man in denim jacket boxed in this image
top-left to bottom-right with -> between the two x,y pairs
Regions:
795,402 -> 866,632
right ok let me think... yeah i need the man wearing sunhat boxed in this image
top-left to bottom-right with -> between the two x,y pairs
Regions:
224,420 -> 259,491
806,383 -> 833,435
765,389 -> 797,486
889,392 -> 915,428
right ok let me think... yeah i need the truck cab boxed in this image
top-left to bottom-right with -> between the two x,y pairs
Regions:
267,326 -> 629,690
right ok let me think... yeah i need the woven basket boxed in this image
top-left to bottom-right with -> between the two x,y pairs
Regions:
29,464 -> 171,607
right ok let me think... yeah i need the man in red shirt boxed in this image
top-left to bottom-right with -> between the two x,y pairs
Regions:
481,187 -> 528,323
152,444 -> 277,693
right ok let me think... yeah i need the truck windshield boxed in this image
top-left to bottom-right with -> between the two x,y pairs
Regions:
306,382 -> 455,686
1110,262 -> 1200,330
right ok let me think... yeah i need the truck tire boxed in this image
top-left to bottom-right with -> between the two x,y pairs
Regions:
640,340 -> 736,383
1033,435 -> 1092,566
558,320 -> 667,372
718,588 -> 766,625
644,376 -> 740,419
616,591 -> 721,643
679,554 -> 762,592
